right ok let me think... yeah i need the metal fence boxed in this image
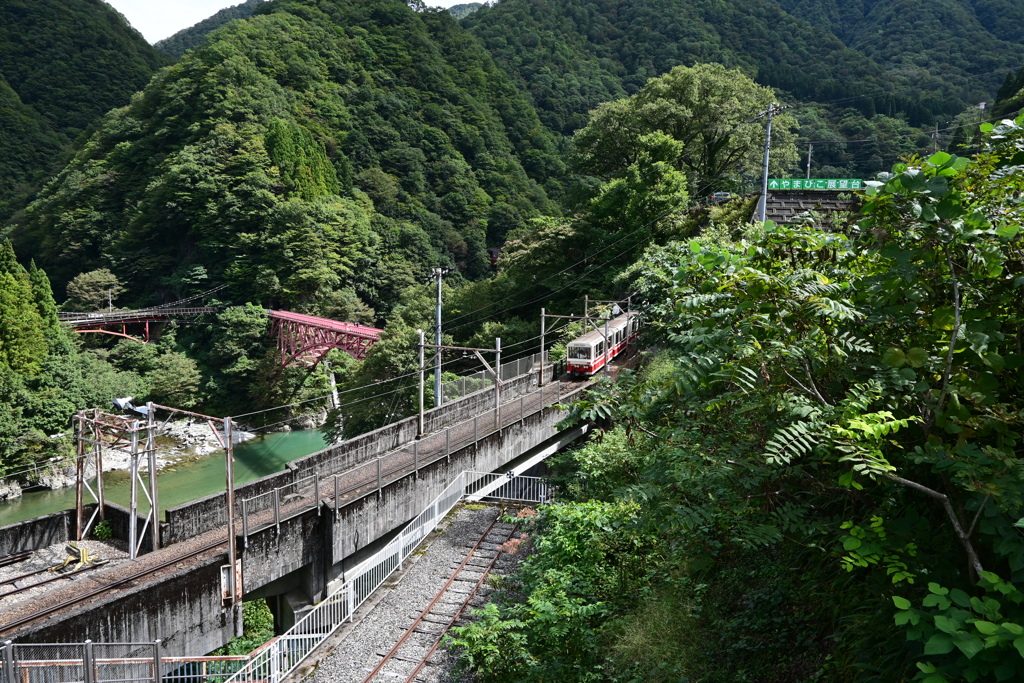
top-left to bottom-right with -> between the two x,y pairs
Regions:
3,471 -> 551,683
0,641 -> 252,683
465,471 -> 553,504
440,353 -> 541,402
225,470 -> 546,683
240,379 -> 566,541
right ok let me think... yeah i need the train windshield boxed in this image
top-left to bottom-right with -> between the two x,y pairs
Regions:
567,345 -> 591,360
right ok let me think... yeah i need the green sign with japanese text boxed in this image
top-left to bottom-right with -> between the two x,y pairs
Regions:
768,178 -> 862,190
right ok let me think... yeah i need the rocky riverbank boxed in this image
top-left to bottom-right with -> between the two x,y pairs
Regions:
0,420 -> 257,499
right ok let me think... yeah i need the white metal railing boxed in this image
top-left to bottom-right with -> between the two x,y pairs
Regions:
441,353 -> 540,402
224,470 -> 547,683
1,470 -> 551,683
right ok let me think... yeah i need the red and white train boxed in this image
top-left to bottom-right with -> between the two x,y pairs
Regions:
565,311 -> 641,376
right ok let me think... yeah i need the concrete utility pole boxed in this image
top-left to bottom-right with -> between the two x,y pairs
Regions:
430,267 -> 453,407
805,142 -> 813,180
758,103 -> 777,223
418,333 -> 501,437
539,308 -> 546,387
224,416 -> 237,607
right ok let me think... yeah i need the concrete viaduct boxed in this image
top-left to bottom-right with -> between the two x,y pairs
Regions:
0,362 -> 589,658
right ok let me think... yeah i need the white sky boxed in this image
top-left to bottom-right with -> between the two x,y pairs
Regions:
105,0 -> 468,44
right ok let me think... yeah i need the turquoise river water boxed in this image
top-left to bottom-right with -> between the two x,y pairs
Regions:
0,430 -> 327,528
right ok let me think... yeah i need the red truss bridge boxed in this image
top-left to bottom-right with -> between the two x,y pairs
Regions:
266,310 -> 382,366
58,308 -> 383,367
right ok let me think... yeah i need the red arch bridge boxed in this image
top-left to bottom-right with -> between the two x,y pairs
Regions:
58,308 -> 383,367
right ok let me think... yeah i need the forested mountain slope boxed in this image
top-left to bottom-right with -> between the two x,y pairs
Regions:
0,79 -> 66,219
0,0 -> 171,219
155,0 -> 267,59
460,0 -> 1024,161
771,0 -> 1024,106
9,0 -> 563,319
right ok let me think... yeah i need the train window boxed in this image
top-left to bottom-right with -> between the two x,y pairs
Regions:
568,345 -> 591,360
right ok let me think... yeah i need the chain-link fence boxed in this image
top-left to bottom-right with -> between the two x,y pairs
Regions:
0,641 -> 250,683
440,353 -> 541,402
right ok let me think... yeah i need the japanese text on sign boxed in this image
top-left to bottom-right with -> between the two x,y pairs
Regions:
768,179 -> 862,190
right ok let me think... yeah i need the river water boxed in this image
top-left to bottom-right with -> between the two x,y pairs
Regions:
0,430 -> 327,528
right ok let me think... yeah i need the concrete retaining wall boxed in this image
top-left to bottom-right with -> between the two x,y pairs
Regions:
103,502 -> 154,554
239,383 -> 585,597
163,366 -> 556,546
14,552 -> 239,656
0,509 -> 71,556
7,379 -> 584,656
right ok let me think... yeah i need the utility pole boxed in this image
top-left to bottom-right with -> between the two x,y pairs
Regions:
539,308 -> 546,387
418,333 -> 501,437
805,142 -> 813,180
758,103 -> 777,223
430,267 -> 453,408
418,329 -> 426,437
224,416 -> 237,607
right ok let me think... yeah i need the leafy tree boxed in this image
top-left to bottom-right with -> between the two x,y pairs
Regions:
148,352 -> 203,408
572,63 -> 799,197
0,239 -> 46,376
64,269 -> 124,311
451,119 -> 1024,681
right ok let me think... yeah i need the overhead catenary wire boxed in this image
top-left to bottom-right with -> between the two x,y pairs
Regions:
234,319 -> 579,429
440,205 -> 683,336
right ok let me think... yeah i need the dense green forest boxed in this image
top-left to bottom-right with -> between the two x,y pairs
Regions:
0,0 -> 170,220
10,0 -> 562,315
3,0 -> 1023,458
460,0 -> 1024,178
447,119 -> 1024,682
2,0 -> 1024,676
155,0 -> 268,59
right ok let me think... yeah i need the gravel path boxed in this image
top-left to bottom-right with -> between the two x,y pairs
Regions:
294,503 -> 528,683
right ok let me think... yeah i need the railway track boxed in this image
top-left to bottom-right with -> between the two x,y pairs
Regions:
359,516 -> 518,683
0,374 -> 584,639
0,538 -> 227,636
0,551 -> 32,569
0,563 -> 103,602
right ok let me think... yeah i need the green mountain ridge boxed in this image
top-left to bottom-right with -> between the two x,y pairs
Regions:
0,0 -> 171,220
460,0 -> 1024,124
155,0 -> 268,59
5,0 -> 1024,305
10,0 -> 563,319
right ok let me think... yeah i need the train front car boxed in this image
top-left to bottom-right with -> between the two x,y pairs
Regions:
565,311 -> 639,377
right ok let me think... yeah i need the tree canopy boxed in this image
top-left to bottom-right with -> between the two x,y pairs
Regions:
448,117 -> 1024,681
572,63 -> 799,196
9,0 -> 563,320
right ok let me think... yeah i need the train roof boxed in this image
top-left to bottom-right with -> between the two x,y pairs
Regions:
567,311 -> 638,346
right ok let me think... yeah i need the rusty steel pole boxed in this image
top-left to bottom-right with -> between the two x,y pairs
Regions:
147,403 -> 159,551
224,417 -> 237,605
75,412 -> 85,541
